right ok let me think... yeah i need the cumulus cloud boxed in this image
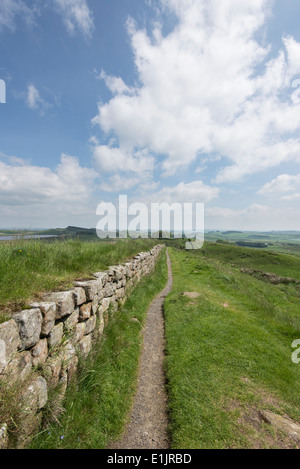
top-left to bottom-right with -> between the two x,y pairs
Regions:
259,174 -> 300,201
92,143 -> 155,177
153,180 -> 219,204
92,0 -> 300,185
0,154 -> 97,207
53,0 -> 94,37
97,70 -> 136,96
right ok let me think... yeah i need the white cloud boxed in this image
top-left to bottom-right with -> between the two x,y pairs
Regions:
16,84 -> 58,115
0,0 -> 94,37
92,143 -> 155,176
259,174 -> 300,199
100,174 -> 140,193
153,180 -> 219,204
27,84 -> 41,109
0,0 -> 37,32
205,203 -> 300,231
25,84 -> 52,114
53,0 -> 94,37
284,35 -> 300,77
98,70 -> 135,96
92,0 -> 300,184
0,154 -> 97,207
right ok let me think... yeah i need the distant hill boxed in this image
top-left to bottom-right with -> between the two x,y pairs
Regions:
40,226 -> 98,238
222,231 -> 243,235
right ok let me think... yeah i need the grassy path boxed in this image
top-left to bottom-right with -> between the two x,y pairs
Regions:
164,246 -> 300,449
110,250 -> 173,449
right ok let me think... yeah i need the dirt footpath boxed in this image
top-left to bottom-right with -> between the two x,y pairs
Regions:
110,249 -> 173,449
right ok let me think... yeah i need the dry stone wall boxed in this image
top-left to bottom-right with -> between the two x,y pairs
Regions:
0,244 -> 164,449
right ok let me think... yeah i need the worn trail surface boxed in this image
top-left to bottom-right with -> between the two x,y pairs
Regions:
110,250 -> 173,449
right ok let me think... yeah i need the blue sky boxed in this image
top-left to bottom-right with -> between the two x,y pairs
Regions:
0,0 -> 300,230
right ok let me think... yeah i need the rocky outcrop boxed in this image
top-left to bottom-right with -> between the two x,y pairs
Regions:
0,244 -> 163,449
240,268 -> 300,285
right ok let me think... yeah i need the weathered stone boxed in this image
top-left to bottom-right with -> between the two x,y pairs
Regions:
109,297 -> 118,313
48,322 -> 64,349
74,279 -> 102,301
66,356 -> 78,383
60,341 -> 76,369
115,279 -> 124,289
72,322 -> 86,344
16,412 -> 42,449
0,319 -> 22,362
22,376 -> 47,412
31,339 -> 48,367
34,376 -> 48,410
13,309 -> 42,350
108,267 -> 124,282
43,291 -> 75,320
124,262 -> 134,277
79,302 -> 92,321
92,295 -> 99,315
0,340 -> 6,373
43,355 -> 62,388
95,314 -> 105,338
59,341 -> 78,381
16,376 -> 47,448
104,283 -> 114,298
84,315 -> 97,335
30,302 -> 56,337
115,287 -> 125,300
260,411 -> 300,442
73,287 -> 86,306
93,272 -> 108,285
0,424 -> 8,450
1,351 -> 32,383
97,297 -> 110,319
97,288 -> 104,302
63,308 -> 79,332
120,276 -> 127,287
77,335 -> 92,358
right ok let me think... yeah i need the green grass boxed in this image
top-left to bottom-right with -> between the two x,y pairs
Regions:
29,249 -> 167,449
165,243 -> 300,449
198,241 -> 300,279
0,238 -> 159,323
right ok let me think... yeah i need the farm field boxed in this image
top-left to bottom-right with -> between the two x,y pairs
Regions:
164,242 -> 300,449
205,231 -> 300,258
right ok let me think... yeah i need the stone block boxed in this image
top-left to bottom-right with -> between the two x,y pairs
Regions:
13,309 -> 42,350
30,302 -> 56,337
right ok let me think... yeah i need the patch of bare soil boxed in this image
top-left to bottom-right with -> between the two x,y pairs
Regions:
182,292 -> 200,299
226,383 -> 300,449
109,250 -> 173,449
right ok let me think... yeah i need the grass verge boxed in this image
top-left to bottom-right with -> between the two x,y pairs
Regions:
165,244 -> 300,449
29,249 -> 167,449
0,238 -> 159,323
